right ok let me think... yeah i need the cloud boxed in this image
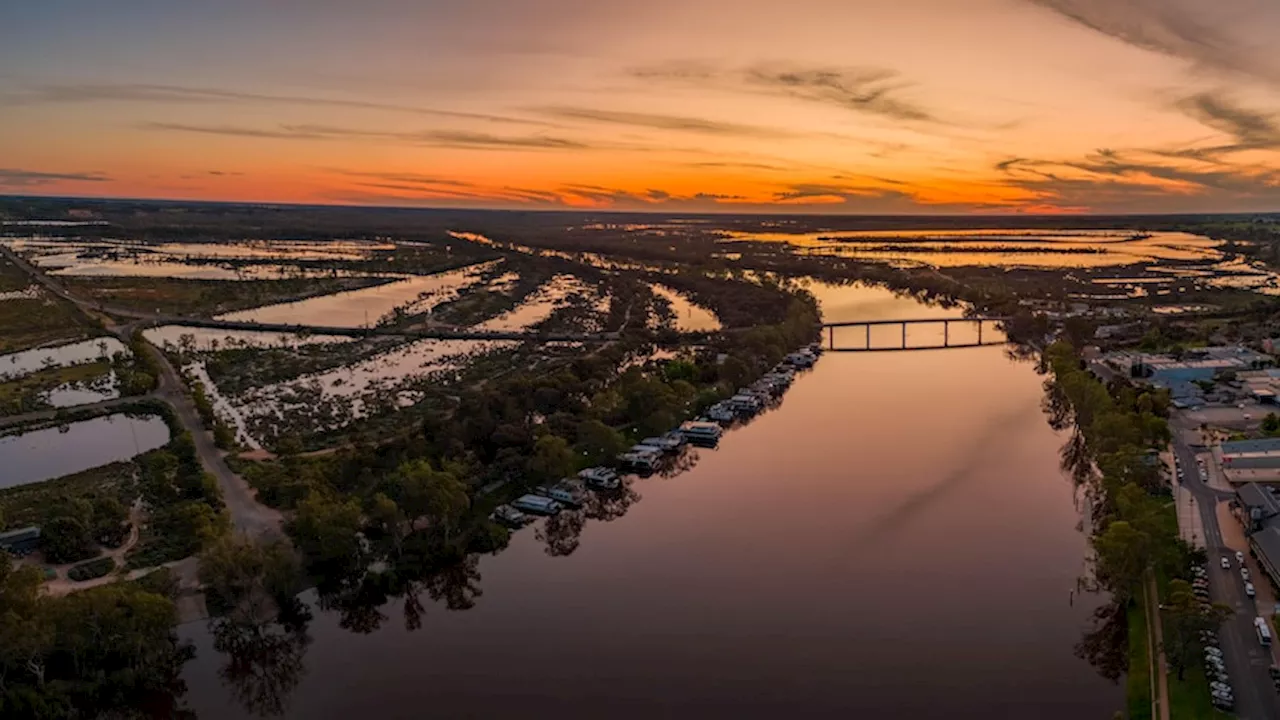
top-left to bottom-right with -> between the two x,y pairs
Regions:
0,168 -> 110,187
994,145 -> 1280,212
141,122 -> 588,150
1172,90 -> 1280,155
1024,0 -> 1280,83
3,83 -> 546,126
529,106 -> 796,138
629,61 -> 938,123
744,65 -> 934,122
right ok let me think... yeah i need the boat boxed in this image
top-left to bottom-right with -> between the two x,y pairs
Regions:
535,480 -> 588,507
620,446 -> 663,472
679,420 -> 723,445
512,494 -> 563,515
728,393 -> 762,414
639,433 -> 685,453
579,466 -> 621,490
490,504 -> 531,527
707,403 -> 735,423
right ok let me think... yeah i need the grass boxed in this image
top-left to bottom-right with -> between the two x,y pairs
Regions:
1167,663 -> 1234,719
64,275 -> 390,317
0,460 -> 138,531
1129,600 -> 1154,720
0,361 -> 115,416
0,293 -> 97,353
67,556 -> 116,581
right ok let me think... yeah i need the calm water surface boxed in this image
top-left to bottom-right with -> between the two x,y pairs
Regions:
0,414 -> 169,488
179,286 -> 1119,719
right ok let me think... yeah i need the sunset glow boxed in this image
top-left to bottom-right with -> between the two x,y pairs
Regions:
5,0 -> 1280,213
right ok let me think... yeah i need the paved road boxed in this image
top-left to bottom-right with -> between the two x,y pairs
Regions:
1172,431 -> 1280,719
3,244 -> 283,539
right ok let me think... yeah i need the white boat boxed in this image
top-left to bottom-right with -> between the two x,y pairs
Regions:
536,480 -> 588,507
619,449 -> 662,472
707,403 -> 735,422
679,421 -> 723,445
579,466 -> 621,490
512,494 -> 562,515
639,433 -> 685,453
490,504 -> 530,527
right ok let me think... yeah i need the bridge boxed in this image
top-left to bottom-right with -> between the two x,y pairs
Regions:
821,316 -> 1009,352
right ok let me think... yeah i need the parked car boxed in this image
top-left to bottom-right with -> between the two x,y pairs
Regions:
1247,582 -> 1257,597
1205,646 -> 1224,658
1242,568 -> 1251,581
1237,551 -> 1246,564
1222,557 -> 1233,569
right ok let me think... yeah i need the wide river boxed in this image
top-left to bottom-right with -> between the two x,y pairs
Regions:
177,284 -> 1121,718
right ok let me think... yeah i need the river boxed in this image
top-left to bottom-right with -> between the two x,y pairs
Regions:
176,283 -> 1121,719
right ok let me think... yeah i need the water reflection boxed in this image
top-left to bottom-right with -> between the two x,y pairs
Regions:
0,413 -> 170,488
182,339 -> 1118,719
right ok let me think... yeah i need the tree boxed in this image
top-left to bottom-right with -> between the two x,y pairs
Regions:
1163,579 -> 1233,681
1092,520 -> 1150,602
41,515 -> 94,564
288,495 -> 365,573
528,434 -> 575,483
199,536 -> 301,624
390,460 -> 469,541
574,419 -> 625,466
1264,412 -> 1280,435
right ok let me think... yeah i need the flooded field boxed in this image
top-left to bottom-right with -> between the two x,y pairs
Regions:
144,326 -> 355,351
217,263 -> 495,326
719,228 -> 1222,268
0,336 -> 127,381
0,413 -> 169,488
650,283 -> 720,332
3,238 -> 393,280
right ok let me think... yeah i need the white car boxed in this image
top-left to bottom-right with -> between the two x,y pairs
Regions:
1243,568 -> 1251,581
1206,656 -> 1226,668
1247,582 -> 1257,597
1211,681 -> 1232,692
1223,557 -> 1233,569
1237,551 -> 1246,564
1206,646 -> 1224,657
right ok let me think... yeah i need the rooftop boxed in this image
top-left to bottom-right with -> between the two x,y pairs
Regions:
1223,438 -> 1280,456
1238,482 -> 1280,519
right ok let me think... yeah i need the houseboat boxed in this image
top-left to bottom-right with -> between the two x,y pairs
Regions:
679,421 -> 724,445
490,504 -> 531,527
579,466 -> 621,490
536,480 -> 588,507
512,494 -> 563,515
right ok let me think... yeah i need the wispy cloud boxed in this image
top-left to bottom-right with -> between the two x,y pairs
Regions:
994,144 -> 1280,212
529,106 -> 796,138
142,122 -> 589,150
1172,90 -> 1280,155
744,65 -> 935,122
3,82 -> 547,126
1024,0 -> 1280,83
0,168 -> 110,187
629,61 -> 938,123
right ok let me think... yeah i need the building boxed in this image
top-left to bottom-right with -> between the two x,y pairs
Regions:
1238,482 -> 1280,531
0,526 -> 40,556
1222,438 -> 1280,473
1097,346 -> 1272,384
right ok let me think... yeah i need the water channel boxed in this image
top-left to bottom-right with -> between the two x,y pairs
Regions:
0,413 -> 170,489
177,283 -> 1121,719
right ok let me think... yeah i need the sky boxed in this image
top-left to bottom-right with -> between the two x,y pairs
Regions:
3,0 -> 1280,214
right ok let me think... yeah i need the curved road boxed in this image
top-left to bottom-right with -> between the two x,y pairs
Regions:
2,244 -> 283,540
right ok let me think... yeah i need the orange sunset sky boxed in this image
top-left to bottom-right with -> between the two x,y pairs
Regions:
4,0 -> 1280,214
